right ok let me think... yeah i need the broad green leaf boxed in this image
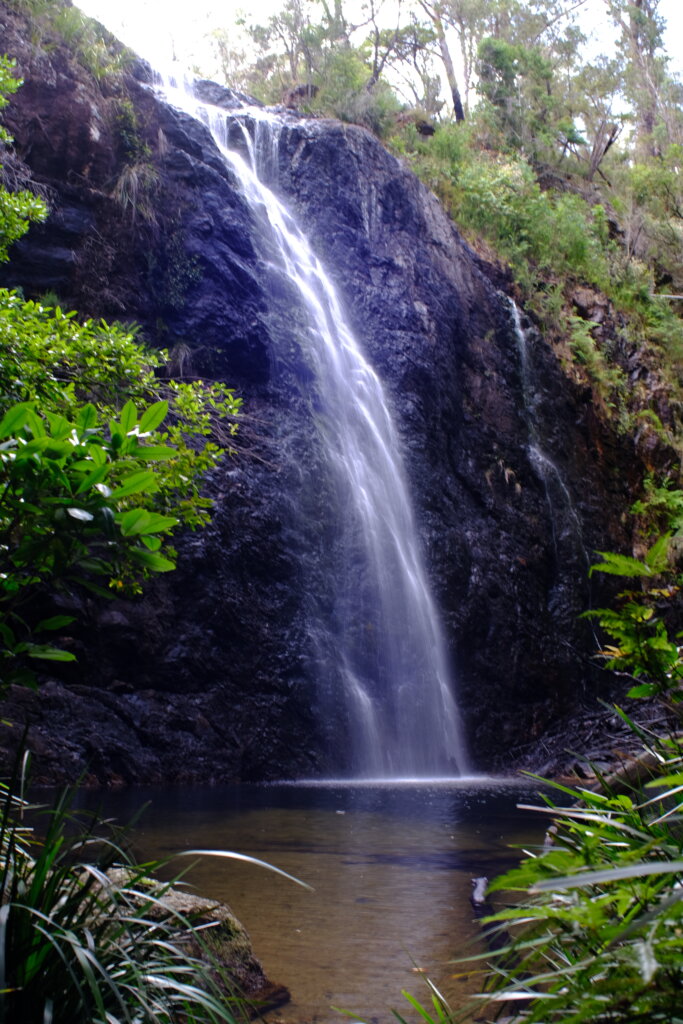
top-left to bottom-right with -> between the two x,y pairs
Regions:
35,615 -> 75,631
87,444 -> 107,467
119,509 -> 178,536
138,400 -> 169,433
134,445 -> 176,461
75,463 -> 109,495
109,470 -> 157,500
0,402 -> 33,438
120,400 -> 137,434
119,509 -> 151,536
25,408 -> 46,438
45,411 -> 71,439
22,437 -> 72,459
142,512 -> 178,533
27,645 -> 77,662
627,683 -> 659,698
109,422 -> 124,449
128,547 -> 175,572
76,403 -> 99,432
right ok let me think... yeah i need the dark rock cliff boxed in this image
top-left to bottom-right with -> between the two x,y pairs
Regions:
0,1 -> 647,782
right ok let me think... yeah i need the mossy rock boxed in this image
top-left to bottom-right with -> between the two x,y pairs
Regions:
106,869 -> 290,1016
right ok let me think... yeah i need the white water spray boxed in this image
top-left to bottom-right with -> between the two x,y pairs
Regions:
157,73 -> 469,776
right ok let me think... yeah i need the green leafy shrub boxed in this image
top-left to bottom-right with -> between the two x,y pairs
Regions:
0,397 -> 185,679
392,98 -> 683,436
0,57 -> 47,256
472,755 -> 683,1023
0,294 -> 240,686
314,47 -> 401,136
0,293 -> 241,538
448,153 -> 611,291
632,477 -> 683,537
583,535 -> 682,702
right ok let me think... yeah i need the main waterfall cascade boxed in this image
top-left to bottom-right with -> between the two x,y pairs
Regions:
158,74 -> 469,777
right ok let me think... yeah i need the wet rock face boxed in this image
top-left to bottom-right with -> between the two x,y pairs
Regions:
0,2 -> 642,780
269,120 -> 642,761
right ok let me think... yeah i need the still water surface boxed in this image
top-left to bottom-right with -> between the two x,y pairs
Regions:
79,779 -> 549,1023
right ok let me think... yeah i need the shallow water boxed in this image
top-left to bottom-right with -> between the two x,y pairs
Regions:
77,778 -> 550,1023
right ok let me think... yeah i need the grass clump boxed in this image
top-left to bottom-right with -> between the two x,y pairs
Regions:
5,0 -> 135,83
0,766 -> 248,1023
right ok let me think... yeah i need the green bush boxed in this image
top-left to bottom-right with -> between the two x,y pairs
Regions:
0,397 -> 184,680
4,0 -> 134,81
632,477 -> 683,537
449,153 -> 611,290
394,100 -> 683,428
568,315 -> 625,402
314,47 -> 401,136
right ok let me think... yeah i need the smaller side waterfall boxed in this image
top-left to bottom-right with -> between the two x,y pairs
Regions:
158,74 -> 469,778
508,299 -> 591,589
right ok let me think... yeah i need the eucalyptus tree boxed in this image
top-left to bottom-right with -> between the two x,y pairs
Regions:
601,0 -> 681,154
404,0 -> 588,123
381,16 -> 444,112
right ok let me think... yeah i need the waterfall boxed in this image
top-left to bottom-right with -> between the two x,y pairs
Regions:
508,299 -> 591,590
157,74 -> 469,778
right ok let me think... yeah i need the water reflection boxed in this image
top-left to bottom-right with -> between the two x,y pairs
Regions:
75,780 -> 548,1023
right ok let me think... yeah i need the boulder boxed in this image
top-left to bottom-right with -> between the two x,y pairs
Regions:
105,869 -> 290,1015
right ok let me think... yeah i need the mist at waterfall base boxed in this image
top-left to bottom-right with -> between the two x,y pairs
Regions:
156,71 -> 469,781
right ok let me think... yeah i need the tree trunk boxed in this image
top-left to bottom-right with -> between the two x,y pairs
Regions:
418,2 -> 465,121
437,28 -> 466,121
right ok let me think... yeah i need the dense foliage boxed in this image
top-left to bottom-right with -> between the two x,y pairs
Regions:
464,532 -> 683,1022
4,0 -> 135,81
0,58 -> 241,686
